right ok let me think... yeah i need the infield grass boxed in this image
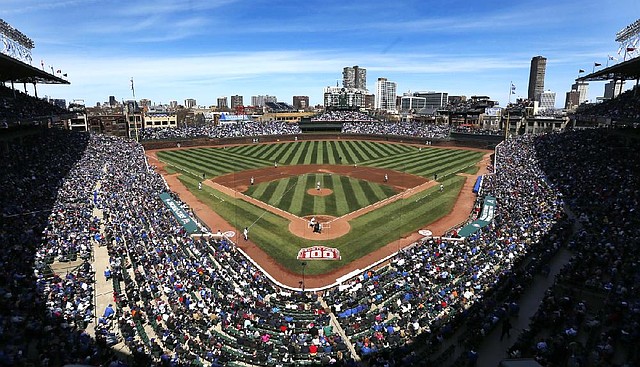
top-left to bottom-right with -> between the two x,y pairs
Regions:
244,174 -> 397,217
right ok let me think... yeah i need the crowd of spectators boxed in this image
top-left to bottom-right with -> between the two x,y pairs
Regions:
574,86 -> 640,125
342,121 -> 451,139
505,128 -> 640,366
0,85 -> 67,125
1,130 -> 105,366
313,111 -> 376,122
138,121 -> 301,141
450,126 -> 503,136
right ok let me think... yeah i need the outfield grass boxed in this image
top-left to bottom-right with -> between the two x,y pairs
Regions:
158,141 -> 485,275
244,174 -> 397,217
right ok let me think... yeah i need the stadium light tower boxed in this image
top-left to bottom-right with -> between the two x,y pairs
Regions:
616,19 -> 640,61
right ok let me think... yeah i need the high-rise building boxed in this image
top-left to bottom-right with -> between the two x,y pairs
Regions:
400,95 -> 426,111
169,101 -> 178,109
292,96 -> 310,110
343,65 -> 367,90
184,99 -> 196,108
230,95 -> 244,110
528,56 -> 547,101
251,95 -> 277,107
537,90 -> 556,110
217,97 -> 228,109
375,77 -> 397,112
413,91 -> 448,109
570,81 -> 589,104
565,90 -> 580,110
109,95 -> 116,106
604,80 -> 625,99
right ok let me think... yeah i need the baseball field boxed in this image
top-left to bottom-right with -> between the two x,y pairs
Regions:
151,140 -> 487,284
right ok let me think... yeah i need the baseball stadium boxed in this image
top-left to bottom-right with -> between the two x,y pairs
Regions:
2,17 -> 640,367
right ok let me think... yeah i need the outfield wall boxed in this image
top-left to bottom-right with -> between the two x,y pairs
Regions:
142,132 -> 502,150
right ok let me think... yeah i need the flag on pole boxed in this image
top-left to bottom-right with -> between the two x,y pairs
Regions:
608,55 -> 617,61
627,47 -> 637,52
578,69 -> 585,73
50,66 -> 54,73
511,83 -> 516,94
40,60 -> 44,70
130,77 -> 135,98
63,73 -> 67,77
594,62 -> 602,67
56,69 -> 61,73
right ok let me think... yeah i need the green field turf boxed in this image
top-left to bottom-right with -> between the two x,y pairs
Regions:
157,141 -> 485,276
244,174 -> 397,217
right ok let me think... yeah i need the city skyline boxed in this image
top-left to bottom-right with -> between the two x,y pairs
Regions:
2,0 -> 638,108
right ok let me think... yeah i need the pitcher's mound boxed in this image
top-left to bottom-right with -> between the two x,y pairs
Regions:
307,188 -> 333,196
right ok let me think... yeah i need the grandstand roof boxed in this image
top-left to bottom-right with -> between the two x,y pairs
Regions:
0,53 -> 69,84
576,56 -> 640,82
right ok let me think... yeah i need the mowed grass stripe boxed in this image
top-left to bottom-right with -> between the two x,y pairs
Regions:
261,144 -> 280,162
228,143 -> 264,157
368,179 -> 394,200
275,142 -> 299,165
310,142 -> 319,164
183,149 -> 261,171
204,147 -> 274,166
407,150 -> 481,176
322,175 -> 337,215
421,153 -> 485,178
290,141 -> 311,165
247,178 -> 271,197
331,141 -> 351,165
301,141 -> 315,165
155,153 -> 202,179
385,142 -> 416,155
357,179 -> 383,204
278,144 -> 298,165
326,141 -> 338,165
338,175 -> 361,212
356,141 -> 381,161
265,177 -> 295,208
180,150 -> 255,173
288,141 -> 308,166
314,175 -> 326,214
178,147 -> 267,168
284,175 -> 308,214
360,140 -> 392,159
390,150 -> 467,174
321,141 -> 329,164
286,141 -> 307,164
299,175 -> 317,215
354,140 -> 380,161
235,143 -> 272,161
366,148 -> 456,170
159,150 -> 229,176
331,174 -> 350,214
344,141 -> 367,162
364,146 -> 451,166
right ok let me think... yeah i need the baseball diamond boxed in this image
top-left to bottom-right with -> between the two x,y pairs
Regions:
150,140 -> 489,286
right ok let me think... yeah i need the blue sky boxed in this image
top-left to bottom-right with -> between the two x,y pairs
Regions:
2,0 -> 639,108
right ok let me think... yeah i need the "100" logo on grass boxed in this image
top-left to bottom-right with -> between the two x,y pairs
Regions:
297,246 -> 341,261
